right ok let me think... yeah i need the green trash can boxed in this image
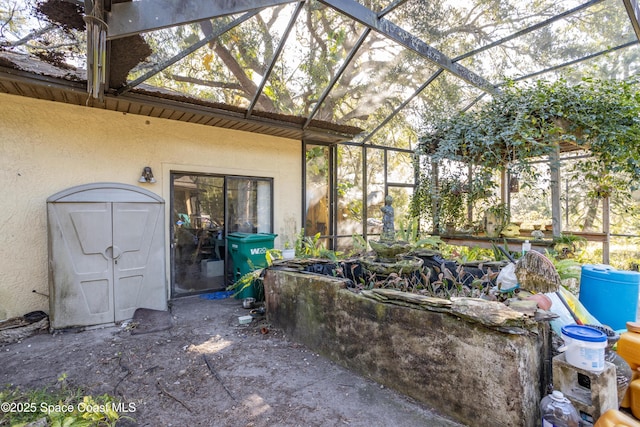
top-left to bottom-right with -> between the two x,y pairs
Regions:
226,232 -> 277,300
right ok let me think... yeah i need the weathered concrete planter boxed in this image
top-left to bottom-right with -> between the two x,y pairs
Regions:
264,269 -> 550,427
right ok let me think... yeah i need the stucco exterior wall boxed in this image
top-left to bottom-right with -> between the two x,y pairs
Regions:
0,93 -> 302,320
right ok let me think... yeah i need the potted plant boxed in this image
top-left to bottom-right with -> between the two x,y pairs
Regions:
438,177 -> 467,234
483,203 -> 510,238
280,214 -> 297,259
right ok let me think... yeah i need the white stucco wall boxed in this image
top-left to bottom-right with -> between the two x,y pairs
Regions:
0,93 -> 302,320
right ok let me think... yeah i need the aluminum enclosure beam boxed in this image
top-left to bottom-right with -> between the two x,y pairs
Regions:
106,0 -> 297,39
116,12 -> 257,95
318,0 -> 498,95
622,0 -> 640,42
247,1 -> 305,117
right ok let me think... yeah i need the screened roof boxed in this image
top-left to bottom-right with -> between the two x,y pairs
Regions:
1,0 -> 639,148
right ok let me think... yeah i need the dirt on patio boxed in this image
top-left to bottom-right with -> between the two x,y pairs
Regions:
0,296 -> 464,427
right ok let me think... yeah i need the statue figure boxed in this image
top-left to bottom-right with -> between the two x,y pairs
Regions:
380,195 -> 395,241
363,194 -> 423,275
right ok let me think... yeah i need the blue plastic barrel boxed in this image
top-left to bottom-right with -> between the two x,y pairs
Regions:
578,264 -> 640,331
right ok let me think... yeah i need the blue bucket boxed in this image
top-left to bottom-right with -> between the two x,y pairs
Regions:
578,264 -> 640,331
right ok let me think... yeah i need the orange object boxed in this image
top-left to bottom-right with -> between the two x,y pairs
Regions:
594,409 -> 640,427
623,371 -> 640,408
631,380 -> 640,419
617,322 -> 640,411
618,323 -> 640,371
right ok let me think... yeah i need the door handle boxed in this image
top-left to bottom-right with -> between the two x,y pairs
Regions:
104,246 -> 123,263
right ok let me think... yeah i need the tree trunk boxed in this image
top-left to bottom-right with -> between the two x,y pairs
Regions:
582,198 -> 599,231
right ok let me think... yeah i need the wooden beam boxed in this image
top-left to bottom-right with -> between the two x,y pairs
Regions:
318,0 -> 498,94
106,0 -> 296,39
440,235 -> 554,253
549,146 -> 562,237
603,196 -> 610,264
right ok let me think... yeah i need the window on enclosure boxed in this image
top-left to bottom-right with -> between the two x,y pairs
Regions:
509,161 -> 552,232
336,144 -> 363,245
305,143 -> 331,243
366,147 -> 385,237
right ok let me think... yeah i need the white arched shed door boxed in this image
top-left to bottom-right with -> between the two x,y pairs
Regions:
47,183 -> 166,329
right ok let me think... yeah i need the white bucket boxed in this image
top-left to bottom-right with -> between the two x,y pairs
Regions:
559,325 -> 607,372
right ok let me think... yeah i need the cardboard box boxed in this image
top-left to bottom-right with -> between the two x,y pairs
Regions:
201,259 -> 224,278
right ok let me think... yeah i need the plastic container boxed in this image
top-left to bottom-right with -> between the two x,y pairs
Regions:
630,379 -> 640,419
226,232 -> 277,299
622,370 -> 640,408
540,390 -> 581,427
522,240 -> 531,256
238,315 -> 252,325
560,324 -> 607,372
586,323 -> 633,406
594,409 -> 640,427
619,322 -> 640,410
618,322 -> 640,370
579,264 -> 640,331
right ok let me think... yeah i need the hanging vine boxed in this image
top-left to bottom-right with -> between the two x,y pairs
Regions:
412,77 -> 640,229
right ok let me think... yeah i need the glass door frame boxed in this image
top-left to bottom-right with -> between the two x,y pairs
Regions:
170,171 -> 274,298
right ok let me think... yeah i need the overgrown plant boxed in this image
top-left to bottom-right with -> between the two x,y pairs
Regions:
0,374 -> 128,427
483,203 -> 511,237
349,234 -> 368,257
411,161 -> 498,234
414,78 -> 640,232
552,233 -> 587,259
446,245 -> 495,263
396,217 -> 420,243
295,228 -> 339,260
420,78 -> 640,182
348,259 -> 499,300
226,249 -> 281,300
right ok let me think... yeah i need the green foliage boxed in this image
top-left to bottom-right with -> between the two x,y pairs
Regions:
438,243 -> 494,263
414,78 -> 640,234
396,216 -> 420,243
483,202 -> 511,237
227,265 -> 263,300
424,265 -> 494,300
437,177 -> 467,230
0,374 -> 126,427
551,258 -> 582,281
414,236 -> 444,250
552,233 -> 587,259
226,249 -> 280,300
295,229 -> 339,260
419,78 -> 640,187
349,234 -> 368,257
411,160 -> 498,233
388,216 -> 444,252
490,241 -> 512,262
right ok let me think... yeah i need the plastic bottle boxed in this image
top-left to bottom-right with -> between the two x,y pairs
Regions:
522,240 -> 532,256
540,390 -> 581,427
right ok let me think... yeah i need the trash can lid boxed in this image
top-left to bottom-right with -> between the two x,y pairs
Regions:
226,232 -> 277,241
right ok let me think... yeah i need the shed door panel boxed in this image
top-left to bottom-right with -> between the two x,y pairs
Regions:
48,202 -> 114,328
113,202 -> 166,321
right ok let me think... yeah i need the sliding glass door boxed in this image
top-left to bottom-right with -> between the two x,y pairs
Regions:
170,173 -> 273,297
